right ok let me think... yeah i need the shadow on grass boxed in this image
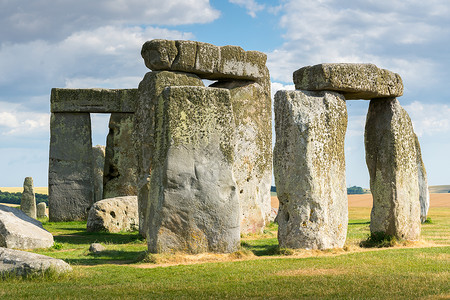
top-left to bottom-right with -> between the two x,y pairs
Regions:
348,221 -> 371,225
64,250 -> 147,266
54,232 -> 145,245
241,241 -> 284,256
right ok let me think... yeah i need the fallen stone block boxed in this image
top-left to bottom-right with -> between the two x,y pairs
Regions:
274,90 -> 348,249
86,196 -> 138,233
89,243 -> 106,253
0,204 -> 54,249
293,63 -> 403,100
0,247 -> 71,277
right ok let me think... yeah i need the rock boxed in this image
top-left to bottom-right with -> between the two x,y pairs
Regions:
274,90 -> 348,249
36,202 -> 48,218
20,177 -> 36,219
141,39 -> 267,81
49,112 -> 94,221
0,204 -> 54,249
103,113 -> 138,199
51,88 -> 137,113
146,86 -> 240,254
135,71 -> 204,236
414,135 -> 430,223
89,243 -> 106,253
0,247 -> 71,277
293,63 -> 403,100
86,196 -> 138,233
211,80 -> 272,233
365,98 -> 420,240
92,145 -> 106,202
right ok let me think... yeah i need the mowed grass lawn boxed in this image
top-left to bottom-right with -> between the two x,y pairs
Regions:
0,205 -> 448,299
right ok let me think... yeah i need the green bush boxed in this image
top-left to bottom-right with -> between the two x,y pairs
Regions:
0,190 -> 48,205
360,232 -> 397,248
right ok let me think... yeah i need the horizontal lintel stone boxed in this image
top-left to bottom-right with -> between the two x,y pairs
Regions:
141,39 -> 267,81
51,88 -> 138,113
293,63 -> 403,100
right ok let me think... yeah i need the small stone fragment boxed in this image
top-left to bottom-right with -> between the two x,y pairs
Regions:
365,98 -> 420,240
20,177 -> 36,219
274,90 -> 348,250
36,202 -> 48,218
293,63 -> 403,100
87,196 -> 138,233
89,243 -> 106,253
92,145 -> 106,202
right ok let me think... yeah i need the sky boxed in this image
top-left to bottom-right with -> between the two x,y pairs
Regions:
1,0 -> 449,188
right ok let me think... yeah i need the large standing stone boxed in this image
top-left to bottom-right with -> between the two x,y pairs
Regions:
293,63 -> 403,100
36,202 -> 48,218
414,135 -> 430,223
92,145 -> 106,202
0,247 -> 71,277
141,39 -> 267,81
20,177 -> 36,219
103,113 -> 138,199
87,196 -> 138,233
0,205 -> 54,249
135,71 -> 204,235
146,86 -> 239,254
49,112 -> 93,221
274,90 -> 348,250
211,80 -> 272,233
365,98 -> 420,240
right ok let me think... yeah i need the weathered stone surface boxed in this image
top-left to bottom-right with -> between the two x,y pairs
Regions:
36,202 -> 48,219
141,39 -> 267,80
211,80 -> 272,233
89,243 -> 106,253
135,71 -> 204,236
274,90 -> 348,250
86,196 -> 138,233
365,98 -> 420,240
0,247 -> 71,277
414,135 -> 430,223
103,113 -> 138,199
293,63 -> 403,100
92,145 -> 106,202
0,205 -> 54,249
51,88 -> 137,113
49,112 -> 94,221
146,86 -> 239,254
20,177 -> 36,219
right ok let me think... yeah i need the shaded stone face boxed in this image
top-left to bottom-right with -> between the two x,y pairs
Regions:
86,196 -> 138,233
92,145 -> 106,202
135,71 -> 204,236
49,112 -> 94,221
365,98 -> 420,240
146,86 -> 240,254
141,39 -> 267,81
293,63 -> 403,100
20,177 -> 36,219
211,80 -> 272,233
274,90 -> 348,250
414,135 -> 430,223
103,113 -> 138,199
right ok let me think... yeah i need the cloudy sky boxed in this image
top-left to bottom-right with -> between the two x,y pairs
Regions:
1,0 -> 449,188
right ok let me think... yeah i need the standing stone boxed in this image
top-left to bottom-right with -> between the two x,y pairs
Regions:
49,112 -> 94,221
211,80 -> 272,233
103,113 -> 138,199
147,86 -> 239,254
20,177 -> 36,219
92,145 -> 106,202
36,202 -> 48,218
414,135 -> 430,223
135,71 -> 204,236
274,90 -> 348,250
365,98 -> 420,240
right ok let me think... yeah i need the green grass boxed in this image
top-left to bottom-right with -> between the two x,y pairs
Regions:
0,208 -> 448,299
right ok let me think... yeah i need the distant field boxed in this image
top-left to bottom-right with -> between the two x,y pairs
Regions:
0,186 -> 48,194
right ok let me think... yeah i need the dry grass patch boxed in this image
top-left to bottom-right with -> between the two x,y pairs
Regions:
276,267 -> 350,277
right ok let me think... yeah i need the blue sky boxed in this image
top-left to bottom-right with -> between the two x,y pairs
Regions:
1,0 -> 449,188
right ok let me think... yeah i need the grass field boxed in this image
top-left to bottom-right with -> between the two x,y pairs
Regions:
0,204 -> 449,299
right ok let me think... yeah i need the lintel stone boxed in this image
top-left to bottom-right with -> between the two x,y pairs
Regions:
51,88 -> 138,113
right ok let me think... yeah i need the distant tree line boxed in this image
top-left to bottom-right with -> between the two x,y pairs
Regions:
347,186 -> 366,194
0,190 -> 48,205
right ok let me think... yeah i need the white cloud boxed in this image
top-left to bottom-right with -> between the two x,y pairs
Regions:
0,0 -> 219,43
404,101 -> 450,137
0,102 -> 49,136
229,0 -> 265,18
